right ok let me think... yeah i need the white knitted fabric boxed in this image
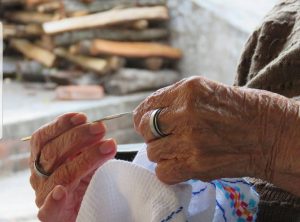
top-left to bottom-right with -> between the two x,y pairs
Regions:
77,146 -> 259,222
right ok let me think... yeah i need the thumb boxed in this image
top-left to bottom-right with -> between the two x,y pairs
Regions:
37,185 -> 67,222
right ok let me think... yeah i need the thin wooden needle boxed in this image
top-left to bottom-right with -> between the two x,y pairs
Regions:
21,111 -> 133,141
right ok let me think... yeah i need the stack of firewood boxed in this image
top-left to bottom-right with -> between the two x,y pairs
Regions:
2,0 -> 182,98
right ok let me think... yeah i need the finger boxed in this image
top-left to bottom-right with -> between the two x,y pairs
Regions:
146,135 -> 182,162
37,185 -> 67,222
192,153 -> 251,181
133,79 -> 185,130
31,113 -> 87,159
155,159 -> 193,185
39,121 -> 107,172
36,139 -> 117,206
137,108 -> 177,142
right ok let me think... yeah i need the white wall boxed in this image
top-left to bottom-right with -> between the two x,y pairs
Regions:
168,0 -> 277,85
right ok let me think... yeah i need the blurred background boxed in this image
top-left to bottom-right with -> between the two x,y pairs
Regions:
0,0 -> 276,221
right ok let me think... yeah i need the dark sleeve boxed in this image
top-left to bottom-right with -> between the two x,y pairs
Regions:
234,0 -> 300,98
234,1 -> 300,221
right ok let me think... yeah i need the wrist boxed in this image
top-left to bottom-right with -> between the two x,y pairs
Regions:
255,92 -> 300,184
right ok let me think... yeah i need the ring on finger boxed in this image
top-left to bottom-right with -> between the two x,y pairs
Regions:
34,155 -> 51,178
149,109 -> 168,138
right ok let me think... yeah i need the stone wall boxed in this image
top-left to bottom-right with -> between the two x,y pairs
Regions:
167,0 -> 249,85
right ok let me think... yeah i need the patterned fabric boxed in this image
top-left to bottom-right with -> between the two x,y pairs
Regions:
133,146 -> 259,222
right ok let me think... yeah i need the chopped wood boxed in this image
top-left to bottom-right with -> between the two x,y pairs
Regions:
37,1 -> 63,13
10,39 -> 56,67
126,57 -> 170,70
3,57 -> 22,74
63,0 -> 167,14
129,20 -> 149,30
49,71 -> 103,85
5,11 -> 59,24
35,35 -> 55,51
2,0 -> 24,7
16,60 -> 52,82
55,85 -> 105,100
53,28 -> 169,46
25,0 -> 52,7
54,48 -> 124,74
104,68 -> 180,95
144,57 -> 164,70
3,24 -> 43,39
71,39 -> 182,59
43,6 -> 169,34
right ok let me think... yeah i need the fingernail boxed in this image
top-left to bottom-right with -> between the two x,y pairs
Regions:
52,186 -> 65,201
70,114 -> 86,125
99,139 -> 116,154
89,122 -> 106,135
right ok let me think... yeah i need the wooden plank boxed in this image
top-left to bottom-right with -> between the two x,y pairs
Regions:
54,48 -> 124,74
104,68 -> 180,95
63,0 -> 167,14
3,24 -> 43,39
71,39 -> 182,59
10,39 -> 56,67
5,11 -> 59,24
53,28 -> 169,46
43,6 -> 169,34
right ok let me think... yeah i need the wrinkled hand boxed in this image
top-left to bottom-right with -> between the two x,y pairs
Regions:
134,76 -> 300,195
29,113 -> 117,222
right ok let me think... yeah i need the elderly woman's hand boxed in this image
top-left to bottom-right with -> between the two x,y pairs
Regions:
134,76 -> 300,195
29,113 -> 117,222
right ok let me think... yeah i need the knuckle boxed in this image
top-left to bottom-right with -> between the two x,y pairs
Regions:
30,131 -> 43,154
37,209 -> 46,221
54,165 -> 75,185
155,166 -> 174,185
35,195 -> 44,208
146,146 -> 157,162
29,174 -> 38,190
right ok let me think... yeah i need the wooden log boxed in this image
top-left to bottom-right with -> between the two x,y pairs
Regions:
71,39 -> 182,59
5,11 -> 59,24
144,57 -> 164,70
53,28 -> 169,46
129,20 -> 149,30
25,0 -> 52,7
3,57 -> 22,74
37,1 -> 62,13
16,60 -> 52,82
63,0 -> 167,14
49,71 -> 102,85
43,6 -> 169,34
104,68 -> 180,95
126,57 -> 167,70
3,24 -> 43,39
10,39 -> 56,67
54,48 -> 124,74
2,0 -> 24,7
35,35 -> 55,51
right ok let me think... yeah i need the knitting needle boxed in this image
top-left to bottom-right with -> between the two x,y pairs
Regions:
21,111 -> 133,141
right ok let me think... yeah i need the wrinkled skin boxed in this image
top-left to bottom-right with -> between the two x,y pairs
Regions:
29,113 -> 117,222
134,76 -> 300,196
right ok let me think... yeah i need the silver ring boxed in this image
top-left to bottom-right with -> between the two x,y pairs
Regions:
149,109 -> 168,138
34,156 -> 51,178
